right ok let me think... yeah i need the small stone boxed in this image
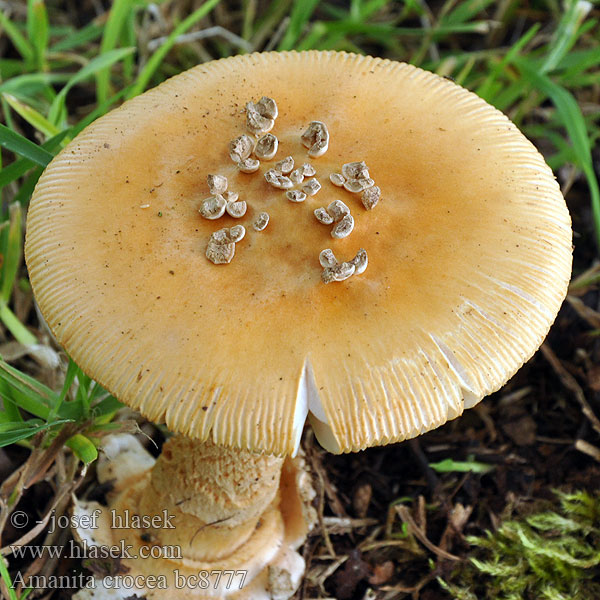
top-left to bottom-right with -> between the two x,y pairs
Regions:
246,102 -> 274,135
253,212 -> 270,231
275,156 -> 294,175
322,262 -> 355,284
319,249 -> 338,269
238,157 -> 260,173
265,169 -> 279,185
361,186 -> 381,210
342,161 -> 369,180
210,228 -> 232,244
199,195 -> 227,220
210,226 -> 245,244
327,199 -> 350,222
265,169 -> 293,189
228,224 -> 246,243
286,190 -> 307,203
255,133 -> 278,160
256,96 -> 278,120
206,240 -> 235,264
301,121 -> 329,157
300,163 -> 316,177
314,208 -> 334,225
207,174 -> 227,195
303,178 -> 321,196
290,168 -> 304,185
350,248 -> 368,274
330,173 -> 345,187
226,200 -> 247,218
229,135 -> 254,163
331,214 -> 354,239
343,178 -> 374,193
223,191 -> 239,203
206,228 -> 243,264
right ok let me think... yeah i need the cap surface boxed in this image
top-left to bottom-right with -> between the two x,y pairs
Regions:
25,51 -> 572,455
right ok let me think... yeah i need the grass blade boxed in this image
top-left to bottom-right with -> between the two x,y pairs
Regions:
96,0 -> 135,105
49,358 -> 79,422
27,0 -> 50,72
2,93 -> 61,138
0,123 -> 53,166
48,47 -> 136,125
360,0 -> 392,19
66,433 -> 98,463
0,361 -> 84,422
250,0 -> 292,50
0,10 -> 35,65
0,130 -> 70,189
430,457 -> 495,474
0,419 -> 71,447
127,0 -> 222,100
1,203 -> 23,304
516,57 -> 600,250
0,85 -> 132,189
516,60 -> 592,168
542,0 -> 593,73
1,393 -> 22,423
0,73 -> 70,96
0,59 -> 27,80
50,22 -> 103,53
442,0 -> 496,26
476,24 -> 540,102
0,360 -> 57,421
278,0 -> 321,51
560,47 -> 600,85
0,555 -> 18,600
92,396 -> 123,421
0,302 -> 38,346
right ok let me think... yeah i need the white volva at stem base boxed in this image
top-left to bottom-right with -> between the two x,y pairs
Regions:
72,434 -> 315,600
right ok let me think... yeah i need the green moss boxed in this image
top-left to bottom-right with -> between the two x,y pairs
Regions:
439,491 -> 600,600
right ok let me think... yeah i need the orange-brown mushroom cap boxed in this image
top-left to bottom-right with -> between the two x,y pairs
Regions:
25,51 -> 572,455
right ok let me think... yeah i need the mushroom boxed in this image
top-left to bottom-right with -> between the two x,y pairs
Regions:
25,51 -> 571,597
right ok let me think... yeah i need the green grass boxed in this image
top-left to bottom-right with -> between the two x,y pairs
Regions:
0,1 -> 598,597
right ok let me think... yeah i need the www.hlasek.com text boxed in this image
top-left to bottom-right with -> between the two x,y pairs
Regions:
10,538 -> 181,560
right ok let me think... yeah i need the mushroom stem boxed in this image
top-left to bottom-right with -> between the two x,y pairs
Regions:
135,436 -> 285,561
75,434 -> 315,599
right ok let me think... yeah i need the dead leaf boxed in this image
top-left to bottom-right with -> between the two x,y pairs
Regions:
368,560 -> 394,586
502,415 -> 536,446
332,549 -> 370,600
353,482 -> 372,518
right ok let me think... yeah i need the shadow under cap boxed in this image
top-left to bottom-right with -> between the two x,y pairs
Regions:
25,51 -> 572,456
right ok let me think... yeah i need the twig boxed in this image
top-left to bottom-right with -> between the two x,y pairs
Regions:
575,439 -> 600,462
264,17 -> 289,52
148,26 -> 252,52
566,295 -> 600,329
321,517 -> 378,533
395,505 -> 461,562
540,343 -> 600,436
1,460 -> 87,556
314,467 -> 336,559
409,439 -> 439,490
13,449 -> 87,593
